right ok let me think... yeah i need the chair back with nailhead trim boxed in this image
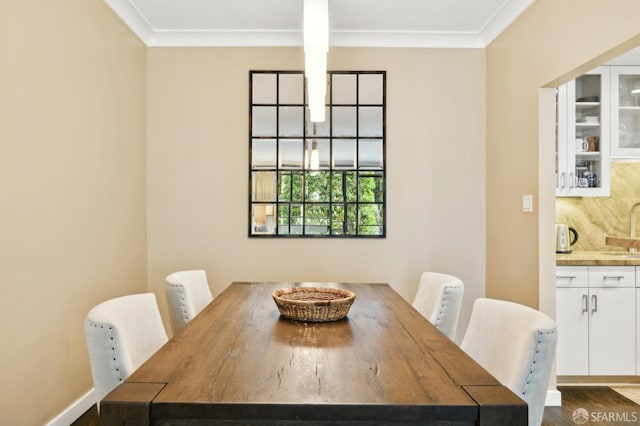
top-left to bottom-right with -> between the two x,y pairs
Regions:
412,272 -> 464,340
165,270 -> 213,335
461,298 -> 557,426
85,293 -> 168,406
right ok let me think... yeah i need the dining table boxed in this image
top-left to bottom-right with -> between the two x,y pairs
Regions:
99,281 -> 527,425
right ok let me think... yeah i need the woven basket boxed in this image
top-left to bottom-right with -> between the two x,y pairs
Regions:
272,287 -> 356,322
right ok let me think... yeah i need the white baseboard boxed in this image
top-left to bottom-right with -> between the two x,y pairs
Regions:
45,388 -> 97,426
545,389 -> 562,406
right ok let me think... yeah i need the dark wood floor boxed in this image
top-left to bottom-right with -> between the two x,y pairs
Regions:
543,386 -> 640,426
73,386 -> 639,426
71,404 -> 98,426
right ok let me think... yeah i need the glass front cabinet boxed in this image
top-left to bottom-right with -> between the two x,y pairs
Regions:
556,66 -> 610,197
610,66 -> 640,158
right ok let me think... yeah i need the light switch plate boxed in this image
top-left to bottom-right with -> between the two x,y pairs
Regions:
522,195 -> 533,213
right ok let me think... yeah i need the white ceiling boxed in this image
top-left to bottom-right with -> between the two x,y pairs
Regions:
103,0 -> 534,48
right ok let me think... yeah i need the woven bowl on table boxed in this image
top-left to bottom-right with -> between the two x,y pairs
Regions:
272,287 -> 356,322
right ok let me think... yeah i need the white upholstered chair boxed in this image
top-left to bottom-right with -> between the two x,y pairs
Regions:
460,298 -> 558,426
411,272 -> 464,340
164,269 -> 213,334
84,293 -> 168,404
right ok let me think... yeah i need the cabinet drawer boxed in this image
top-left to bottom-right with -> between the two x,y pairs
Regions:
556,266 -> 588,287
588,266 -> 635,288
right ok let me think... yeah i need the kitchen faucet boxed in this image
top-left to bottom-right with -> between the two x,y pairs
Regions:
630,202 -> 640,253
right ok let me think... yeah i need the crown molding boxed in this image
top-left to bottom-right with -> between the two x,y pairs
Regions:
103,0 -> 533,49
330,31 -> 484,48
146,30 -> 484,48
147,30 -> 303,47
103,0 -> 154,44
479,0 -> 534,46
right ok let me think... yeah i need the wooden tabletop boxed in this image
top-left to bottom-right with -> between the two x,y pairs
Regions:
100,282 -> 526,425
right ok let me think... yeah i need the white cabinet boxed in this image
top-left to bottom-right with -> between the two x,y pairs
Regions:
556,67 -> 611,197
637,274 -> 640,375
556,286 -> 589,375
556,266 -> 635,376
589,286 -> 635,374
588,265 -> 635,286
610,66 -> 640,157
637,290 -> 640,375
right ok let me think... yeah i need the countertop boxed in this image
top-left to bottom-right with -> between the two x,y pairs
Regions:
556,250 -> 640,266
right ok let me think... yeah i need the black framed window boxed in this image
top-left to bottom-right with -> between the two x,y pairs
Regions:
249,71 -> 386,238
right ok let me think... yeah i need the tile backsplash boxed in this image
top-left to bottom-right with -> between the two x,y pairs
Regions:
556,162 -> 640,251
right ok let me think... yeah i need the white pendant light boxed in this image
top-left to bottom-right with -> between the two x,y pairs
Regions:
304,0 -> 328,123
310,140 -> 320,170
306,123 -> 320,170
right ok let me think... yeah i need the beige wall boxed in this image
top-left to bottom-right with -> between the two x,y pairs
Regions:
147,47 -> 486,341
0,1 -> 147,424
486,0 -> 640,308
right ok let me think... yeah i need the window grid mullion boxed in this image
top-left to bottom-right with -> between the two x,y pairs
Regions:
250,70 -> 385,238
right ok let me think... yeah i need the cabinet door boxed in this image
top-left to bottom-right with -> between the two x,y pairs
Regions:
556,84 -> 569,196
637,289 -> 640,375
557,67 -> 611,197
589,287 -> 635,375
610,66 -> 640,158
556,287 -> 589,375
